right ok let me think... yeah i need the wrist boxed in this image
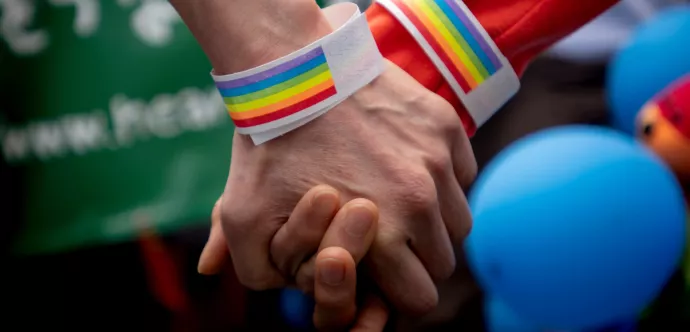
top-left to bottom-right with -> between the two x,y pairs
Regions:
172,0 -> 333,74
211,2 -> 386,144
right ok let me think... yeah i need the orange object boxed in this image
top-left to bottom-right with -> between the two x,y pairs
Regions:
638,74 -> 690,191
365,0 -> 619,136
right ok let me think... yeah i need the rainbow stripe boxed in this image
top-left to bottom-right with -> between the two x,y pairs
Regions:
215,47 -> 337,128
392,0 -> 502,93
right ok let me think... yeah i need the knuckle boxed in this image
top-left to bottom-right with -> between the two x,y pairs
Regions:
427,95 -> 462,132
220,201 -> 256,234
392,168 -> 437,212
425,149 -> 453,176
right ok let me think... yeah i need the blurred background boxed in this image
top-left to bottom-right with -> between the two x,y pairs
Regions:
0,0 -> 688,331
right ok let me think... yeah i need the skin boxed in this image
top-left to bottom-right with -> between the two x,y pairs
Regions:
200,187 -> 481,331
201,191 -> 389,331
170,0 -> 477,319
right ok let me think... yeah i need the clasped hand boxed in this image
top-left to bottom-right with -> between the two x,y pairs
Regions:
200,62 -> 477,330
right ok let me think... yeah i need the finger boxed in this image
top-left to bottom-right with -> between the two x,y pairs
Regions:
409,204 -> 456,281
296,256 -> 316,296
350,296 -> 389,332
437,174 -> 473,245
198,197 -> 230,275
271,185 -> 341,277
319,199 -> 378,264
295,199 -> 379,294
367,242 -> 438,316
313,247 -> 358,331
198,218 -> 230,275
445,125 -> 476,245
223,195 -> 286,290
451,125 -> 478,190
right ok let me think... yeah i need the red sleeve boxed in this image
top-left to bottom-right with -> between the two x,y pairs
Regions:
366,0 -> 619,136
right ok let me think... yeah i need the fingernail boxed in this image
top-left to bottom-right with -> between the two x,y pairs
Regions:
319,258 -> 345,286
345,205 -> 373,238
312,190 -> 338,215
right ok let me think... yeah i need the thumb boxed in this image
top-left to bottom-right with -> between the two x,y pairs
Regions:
198,197 -> 230,275
313,247 -> 358,331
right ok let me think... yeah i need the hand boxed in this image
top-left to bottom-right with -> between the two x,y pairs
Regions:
200,188 -> 389,331
313,247 -> 389,332
199,196 -> 478,331
392,247 -> 481,332
172,0 -> 476,317
222,61 -> 477,315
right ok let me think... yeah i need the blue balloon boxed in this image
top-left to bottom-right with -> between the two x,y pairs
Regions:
595,320 -> 637,332
486,294 -> 637,332
485,295 -> 542,332
608,6 -> 690,134
280,288 -> 314,329
466,126 -> 686,330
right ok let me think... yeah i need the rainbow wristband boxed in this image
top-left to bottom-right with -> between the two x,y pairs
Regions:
376,0 -> 520,127
212,3 -> 384,145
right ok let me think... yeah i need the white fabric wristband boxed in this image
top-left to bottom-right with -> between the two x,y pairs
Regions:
212,3 -> 384,145
376,0 -> 520,127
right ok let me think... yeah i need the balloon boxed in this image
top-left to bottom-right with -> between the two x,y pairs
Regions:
595,321 -> 637,332
486,294 -> 638,332
485,295 -> 542,332
280,288 -> 314,329
607,6 -> 690,135
466,126 -> 686,330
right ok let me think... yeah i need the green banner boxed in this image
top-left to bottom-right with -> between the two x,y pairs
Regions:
1,0 -> 234,255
